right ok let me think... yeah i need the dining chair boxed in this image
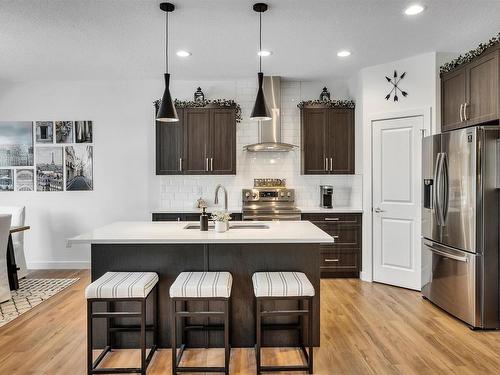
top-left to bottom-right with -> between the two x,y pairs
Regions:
0,206 -> 28,279
0,214 -> 12,303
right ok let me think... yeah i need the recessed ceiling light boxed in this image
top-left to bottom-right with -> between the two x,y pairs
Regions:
258,50 -> 272,57
337,50 -> 351,57
404,4 -> 425,15
176,50 -> 191,57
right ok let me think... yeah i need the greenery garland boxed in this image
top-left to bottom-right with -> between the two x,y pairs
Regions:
440,32 -> 500,74
297,99 -> 355,109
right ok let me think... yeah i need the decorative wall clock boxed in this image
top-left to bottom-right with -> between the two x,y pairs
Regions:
385,70 -> 408,101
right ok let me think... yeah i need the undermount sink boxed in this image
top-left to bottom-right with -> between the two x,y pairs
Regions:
183,223 -> 270,230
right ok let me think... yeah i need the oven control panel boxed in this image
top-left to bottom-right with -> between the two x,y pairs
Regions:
242,188 -> 295,202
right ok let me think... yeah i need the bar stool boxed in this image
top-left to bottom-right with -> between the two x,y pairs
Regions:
252,271 -> 315,374
170,271 -> 232,375
85,272 -> 159,375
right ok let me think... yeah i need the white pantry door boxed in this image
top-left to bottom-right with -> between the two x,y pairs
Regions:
372,115 -> 424,290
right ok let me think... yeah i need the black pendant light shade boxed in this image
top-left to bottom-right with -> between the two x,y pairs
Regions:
251,72 -> 271,121
157,2 -> 178,123
157,73 -> 178,122
250,3 -> 272,122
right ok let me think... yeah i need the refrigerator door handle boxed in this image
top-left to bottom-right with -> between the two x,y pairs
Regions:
433,153 -> 443,226
441,153 -> 450,222
423,240 -> 469,262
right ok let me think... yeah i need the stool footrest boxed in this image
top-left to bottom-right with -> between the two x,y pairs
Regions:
92,312 -> 142,318
184,324 -> 224,331
176,366 -> 226,373
92,368 -> 143,374
260,365 -> 310,372
176,311 -> 225,317
261,309 -> 309,317
109,325 -> 155,332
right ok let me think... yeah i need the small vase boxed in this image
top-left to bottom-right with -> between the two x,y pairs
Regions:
214,221 -> 228,233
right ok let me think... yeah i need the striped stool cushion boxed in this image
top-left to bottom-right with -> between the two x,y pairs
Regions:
85,272 -> 159,299
170,272 -> 232,298
252,272 -> 315,297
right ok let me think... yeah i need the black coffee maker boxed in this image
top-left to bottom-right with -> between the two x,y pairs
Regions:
320,185 -> 334,208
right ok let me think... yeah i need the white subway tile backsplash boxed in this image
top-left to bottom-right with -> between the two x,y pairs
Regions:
157,80 -> 362,211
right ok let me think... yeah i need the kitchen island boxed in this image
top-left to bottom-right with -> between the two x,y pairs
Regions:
68,221 -> 333,348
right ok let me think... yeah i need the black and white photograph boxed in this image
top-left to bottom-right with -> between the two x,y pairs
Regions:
0,169 -> 14,191
55,121 -> 73,143
65,145 -> 93,191
35,121 -> 54,143
16,169 -> 34,191
36,147 -> 63,191
75,121 -> 92,143
0,121 -> 33,167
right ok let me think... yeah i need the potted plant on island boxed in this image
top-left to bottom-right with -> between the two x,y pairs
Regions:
211,211 -> 232,233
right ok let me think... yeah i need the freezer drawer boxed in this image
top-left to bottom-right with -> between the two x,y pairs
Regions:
421,240 -> 480,327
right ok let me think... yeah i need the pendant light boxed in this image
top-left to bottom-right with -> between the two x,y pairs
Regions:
157,2 -> 179,123
250,3 -> 272,121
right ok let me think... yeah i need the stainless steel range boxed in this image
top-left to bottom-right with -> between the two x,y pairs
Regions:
242,179 -> 301,221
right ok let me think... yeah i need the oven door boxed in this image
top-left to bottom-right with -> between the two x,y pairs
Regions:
421,239 -> 480,327
242,210 -> 301,221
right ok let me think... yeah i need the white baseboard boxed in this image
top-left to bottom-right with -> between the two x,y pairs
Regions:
27,261 -> 91,270
360,271 -> 372,282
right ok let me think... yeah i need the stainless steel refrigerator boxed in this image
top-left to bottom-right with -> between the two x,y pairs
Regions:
422,126 -> 500,328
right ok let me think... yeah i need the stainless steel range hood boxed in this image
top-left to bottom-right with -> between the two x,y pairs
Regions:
244,76 -> 298,152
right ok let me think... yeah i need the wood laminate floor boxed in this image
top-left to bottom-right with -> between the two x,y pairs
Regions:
1,270 -> 500,374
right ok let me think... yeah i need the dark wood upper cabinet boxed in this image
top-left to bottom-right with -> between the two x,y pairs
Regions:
301,108 -> 328,174
156,105 -> 237,175
301,106 -> 355,174
156,109 -> 184,175
466,51 -> 499,125
210,109 -> 236,174
441,68 -> 467,131
184,108 -> 211,174
329,109 -> 355,174
441,46 -> 499,132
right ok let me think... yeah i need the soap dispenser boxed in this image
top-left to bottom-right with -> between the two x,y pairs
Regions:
200,207 -> 209,231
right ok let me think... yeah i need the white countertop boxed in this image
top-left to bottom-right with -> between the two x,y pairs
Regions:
152,208 -> 242,214
67,221 -> 334,245
298,206 -> 363,213
152,207 -> 363,214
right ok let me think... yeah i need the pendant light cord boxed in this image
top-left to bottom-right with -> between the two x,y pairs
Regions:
165,10 -> 169,74
259,11 -> 262,73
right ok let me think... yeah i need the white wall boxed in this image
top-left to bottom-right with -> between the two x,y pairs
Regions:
0,77 -> 359,268
348,52 -> 441,282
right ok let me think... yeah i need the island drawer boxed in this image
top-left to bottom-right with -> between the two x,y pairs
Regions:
315,225 -> 360,248
301,213 -> 361,225
320,250 -> 359,278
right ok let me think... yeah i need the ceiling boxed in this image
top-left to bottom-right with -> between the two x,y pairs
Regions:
0,0 -> 499,82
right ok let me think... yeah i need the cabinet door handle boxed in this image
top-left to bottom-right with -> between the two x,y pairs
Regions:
324,217 -> 339,221
205,158 -> 209,171
324,157 -> 328,171
463,102 -> 468,121
330,158 -> 333,171
332,235 -> 340,239
210,157 -> 213,171
179,158 -> 183,172
459,104 -> 464,122
324,259 -> 339,262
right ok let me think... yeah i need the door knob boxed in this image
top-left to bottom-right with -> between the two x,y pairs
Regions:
374,207 -> 386,213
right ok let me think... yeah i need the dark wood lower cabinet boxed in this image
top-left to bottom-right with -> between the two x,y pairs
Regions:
302,212 -> 362,278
